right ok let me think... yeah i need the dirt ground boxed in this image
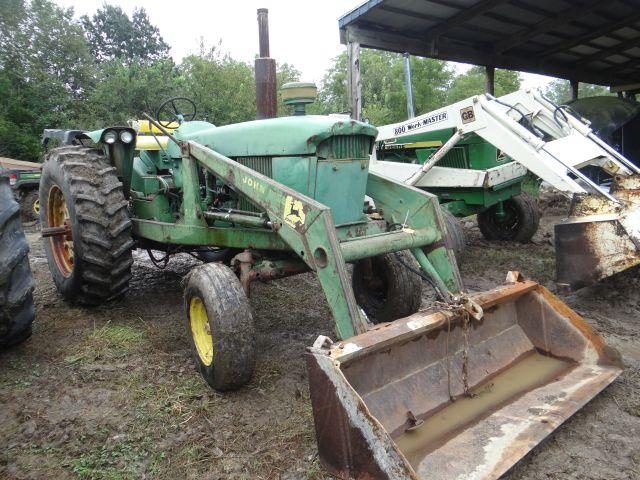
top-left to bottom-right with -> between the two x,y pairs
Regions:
1,202 -> 639,479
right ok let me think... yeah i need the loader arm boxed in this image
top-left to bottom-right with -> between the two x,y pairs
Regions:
373,89 -> 637,200
185,141 -> 462,339
373,88 -> 640,289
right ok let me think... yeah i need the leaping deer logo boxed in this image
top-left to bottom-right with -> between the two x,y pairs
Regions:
284,196 -> 306,228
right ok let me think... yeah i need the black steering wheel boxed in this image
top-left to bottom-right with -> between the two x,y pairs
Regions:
156,97 -> 197,128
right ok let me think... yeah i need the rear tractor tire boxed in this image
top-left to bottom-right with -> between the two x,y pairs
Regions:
184,263 -> 256,391
39,146 -> 133,305
352,250 -> 422,324
478,193 -> 540,243
0,174 -> 35,347
441,208 -> 466,264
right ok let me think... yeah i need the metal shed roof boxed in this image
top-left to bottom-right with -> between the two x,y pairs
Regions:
339,0 -> 640,88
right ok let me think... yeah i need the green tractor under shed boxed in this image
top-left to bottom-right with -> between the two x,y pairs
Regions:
38,86 -> 622,480
377,130 -> 541,246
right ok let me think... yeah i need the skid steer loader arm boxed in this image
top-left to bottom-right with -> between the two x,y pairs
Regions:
372,88 -> 640,289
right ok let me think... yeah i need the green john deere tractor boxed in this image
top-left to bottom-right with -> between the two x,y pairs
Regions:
39,85 -> 622,479
39,88 -> 462,389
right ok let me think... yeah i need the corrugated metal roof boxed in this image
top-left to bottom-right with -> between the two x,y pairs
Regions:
338,0 -> 640,88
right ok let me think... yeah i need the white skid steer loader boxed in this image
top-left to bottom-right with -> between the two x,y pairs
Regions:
371,88 -> 640,289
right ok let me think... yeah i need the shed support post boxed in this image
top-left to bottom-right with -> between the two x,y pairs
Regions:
347,41 -> 362,121
403,53 -> 415,118
485,65 -> 495,95
570,79 -> 579,100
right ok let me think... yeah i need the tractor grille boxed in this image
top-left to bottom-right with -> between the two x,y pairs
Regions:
435,146 -> 469,169
237,156 -> 272,212
318,135 -> 372,159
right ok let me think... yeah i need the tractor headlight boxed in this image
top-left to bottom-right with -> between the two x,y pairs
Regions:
119,130 -> 134,144
103,130 -> 117,144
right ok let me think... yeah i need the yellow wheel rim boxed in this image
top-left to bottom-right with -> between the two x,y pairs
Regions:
46,185 -> 74,277
189,296 -> 214,366
33,199 -> 40,215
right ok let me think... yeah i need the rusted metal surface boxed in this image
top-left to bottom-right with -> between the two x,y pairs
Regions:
556,176 -> 640,289
306,351 -> 417,480
257,8 -> 270,58
255,9 -> 277,119
41,219 -> 72,240
234,250 -> 308,296
307,275 -> 623,480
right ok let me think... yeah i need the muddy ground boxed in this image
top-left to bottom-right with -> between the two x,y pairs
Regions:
1,203 -> 639,479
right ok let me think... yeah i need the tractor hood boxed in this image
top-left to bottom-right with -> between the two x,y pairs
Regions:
172,116 -> 377,158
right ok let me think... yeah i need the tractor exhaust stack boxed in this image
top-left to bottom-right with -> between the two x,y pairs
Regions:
307,274 -> 622,480
255,8 -> 277,119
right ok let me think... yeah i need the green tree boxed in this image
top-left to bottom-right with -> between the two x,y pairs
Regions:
315,50 -> 454,125
0,0 -> 94,159
180,44 -> 256,125
543,79 -> 612,104
76,59 -> 180,128
81,5 -> 169,64
446,66 -> 521,103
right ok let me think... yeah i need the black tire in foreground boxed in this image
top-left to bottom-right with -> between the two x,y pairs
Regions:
184,263 -> 256,391
442,208 -> 467,264
478,193 -> 540,243
39,146 -> 133,305
352,250 -> 422,324
0,174 -> 35,348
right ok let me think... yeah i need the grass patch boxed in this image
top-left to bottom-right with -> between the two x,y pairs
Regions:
70,436 -> 162,480
64,323 -> 146,364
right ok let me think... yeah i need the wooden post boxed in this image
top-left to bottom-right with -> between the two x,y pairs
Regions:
347,41 -> 362,121
570,79 -> 579,100
485,66 -> 495,95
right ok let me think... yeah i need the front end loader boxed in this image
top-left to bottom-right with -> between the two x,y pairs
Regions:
373,88 -> 640,290
38,87 -> 622,479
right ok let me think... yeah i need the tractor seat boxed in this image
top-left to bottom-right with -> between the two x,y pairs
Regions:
135,136 -> 170,151
129,120 -> 178,151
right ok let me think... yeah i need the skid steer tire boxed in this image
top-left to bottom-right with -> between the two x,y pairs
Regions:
184,263 -> 255,391
0,175 -> 35,348
442,208 -> 466,264
39,147 -> 133,305
352,250 -> 421,324
478,193 -> 540,243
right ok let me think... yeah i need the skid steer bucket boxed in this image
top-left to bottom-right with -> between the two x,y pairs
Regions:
555,174 -> 640,290
307,274 -> 622,480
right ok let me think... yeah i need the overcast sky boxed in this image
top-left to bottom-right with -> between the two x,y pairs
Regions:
54,0 -> 552,91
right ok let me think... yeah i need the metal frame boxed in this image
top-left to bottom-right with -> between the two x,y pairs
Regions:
339,0 -> 640,89
372,89 -> 637,199
131,138 -> 462,340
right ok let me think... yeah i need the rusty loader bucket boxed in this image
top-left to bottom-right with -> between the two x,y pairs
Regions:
555,174 -> 640,290
307,274 -> 622,480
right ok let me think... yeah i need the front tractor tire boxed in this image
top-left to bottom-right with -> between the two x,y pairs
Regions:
184,263 -> 256,391
39,147 -> 133,305
477,193 -> 540,243
0,175 -> 35,347
352,250 -> 422,324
